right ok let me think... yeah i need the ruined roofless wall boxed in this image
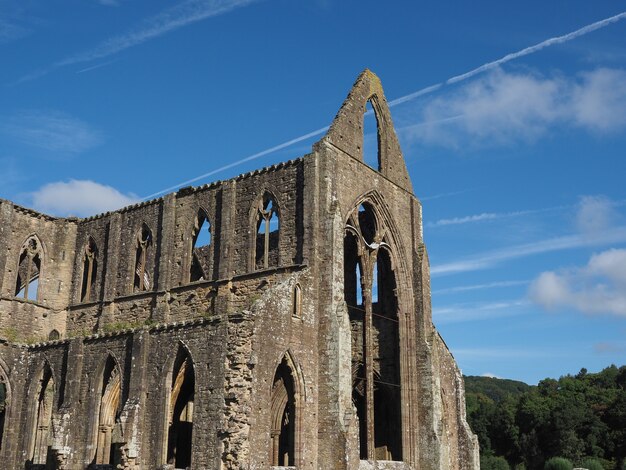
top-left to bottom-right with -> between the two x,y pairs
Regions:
0,70 -> 479,470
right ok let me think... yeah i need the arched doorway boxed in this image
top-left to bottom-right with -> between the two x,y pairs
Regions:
165,348 -> 195,469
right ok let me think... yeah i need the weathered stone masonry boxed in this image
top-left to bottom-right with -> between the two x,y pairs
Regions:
0,70 -> 479,470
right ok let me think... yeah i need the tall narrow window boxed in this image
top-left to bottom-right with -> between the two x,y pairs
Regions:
270,355 -> 297,466
166,349 -> 194,469
292,283 -> 302,318
255,194 -> 279,270
190,210 -> 211,282
344,201 -> 402,461
81,238 -> 98,302
15,236 -> 42,301
31,364 -> 54,466
363,99 -> 381,170
0,372 -> 8,451
94,357 -> 121,466
134,224 -> 152,292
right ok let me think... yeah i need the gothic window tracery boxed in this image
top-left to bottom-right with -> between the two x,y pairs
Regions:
255,193 -> 279,270
344,201 -> 402,461
134,224 -> 152,292
15,236 -> 42,301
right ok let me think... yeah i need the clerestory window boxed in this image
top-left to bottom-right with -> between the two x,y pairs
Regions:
134,224 -> 152,292
15,236 -> 42,301
190,209 -> 211,282
81,238 -> 98,302
255,193 -> 279,270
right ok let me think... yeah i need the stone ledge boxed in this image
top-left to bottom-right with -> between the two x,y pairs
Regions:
359,460 -> 414,470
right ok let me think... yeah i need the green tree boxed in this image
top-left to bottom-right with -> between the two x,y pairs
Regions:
544,457 -> 573,470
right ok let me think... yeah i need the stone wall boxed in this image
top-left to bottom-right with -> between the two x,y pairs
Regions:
0,70 -> 479,470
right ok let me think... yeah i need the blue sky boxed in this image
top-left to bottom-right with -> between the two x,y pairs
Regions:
2,0 -> 626,384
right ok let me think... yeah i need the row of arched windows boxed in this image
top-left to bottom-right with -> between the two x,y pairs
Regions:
0,348 -> 302,468
10,191 -> 283,305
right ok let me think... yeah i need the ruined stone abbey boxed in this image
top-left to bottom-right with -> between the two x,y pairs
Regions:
0,71 -> 479,469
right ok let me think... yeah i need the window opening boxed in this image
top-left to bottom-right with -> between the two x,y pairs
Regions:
363,100 -> 381,170
190,210 -> 211,282
292,284 -> 302,318
31,365 -> 54,466
134,225 -> 152,292
48,330 -> 60,341
270,356 -> 296,466
94,358 -> 121,466
15,237 -> 42,301
255,195 -> 279,270
344,204 -> 402,461
81,238 -> 98,302
166,351 -> 194,469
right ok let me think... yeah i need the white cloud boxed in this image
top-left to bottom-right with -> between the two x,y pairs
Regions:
431,226 -> 626,276
0,18 -> 28,44
433,299 -> 528,324
2,111 -> 103,154
29,180 -> 139,217
403,68 -> 626,148
529,248 -> 626,317
572,68 -> 626,132
432,280 -> 529,295
575,195 -> 621,237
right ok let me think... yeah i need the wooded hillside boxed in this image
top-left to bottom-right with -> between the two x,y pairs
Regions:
464,365 -> 626,470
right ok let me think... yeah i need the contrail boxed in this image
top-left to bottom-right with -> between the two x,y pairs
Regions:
143,11 -> 626,200
141,126 -> 329,200
14,0 -> 258,84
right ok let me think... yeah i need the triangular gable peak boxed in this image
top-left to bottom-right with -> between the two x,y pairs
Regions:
322,69 -> 413,192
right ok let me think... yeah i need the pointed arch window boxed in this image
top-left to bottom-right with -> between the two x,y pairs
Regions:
292,283 -> 302,319
30,364 -> 54,466
363,98 -> 382,171
255,193 -> 279,270
190,209 -> 212,282
165,349 -> 194,468
270,354 -> 301,467
344,201 -> 402,461
134,224 -> 152,292
94,357 -> 122,466
81,238 -> 98,302
15,236 -> 42,301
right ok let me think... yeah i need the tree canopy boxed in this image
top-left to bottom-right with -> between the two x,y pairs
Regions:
464,365 -> 626,470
